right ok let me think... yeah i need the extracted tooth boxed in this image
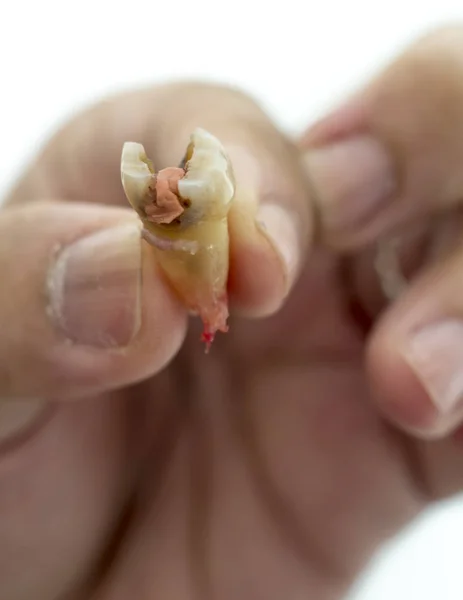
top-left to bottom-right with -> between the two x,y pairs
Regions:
120,128 -> 236,352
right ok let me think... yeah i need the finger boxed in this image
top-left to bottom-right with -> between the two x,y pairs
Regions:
367,235 -> 463,440
6,83 -> 312,317
0,201 -> 187,399
300,26 -> 463,249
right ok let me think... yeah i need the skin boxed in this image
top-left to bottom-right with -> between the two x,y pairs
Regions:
2,25 -> 463,600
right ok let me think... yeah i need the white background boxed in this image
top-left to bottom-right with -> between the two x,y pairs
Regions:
1,1 -> 463,598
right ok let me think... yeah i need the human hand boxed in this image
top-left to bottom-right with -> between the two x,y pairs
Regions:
2,26 -> 463,600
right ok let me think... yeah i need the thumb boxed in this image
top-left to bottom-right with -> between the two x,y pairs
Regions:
0,201 -> 186,401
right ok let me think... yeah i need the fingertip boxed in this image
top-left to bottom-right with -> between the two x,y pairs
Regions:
367,310 -> 463,440
0,202 -> 188,399
45,238 -> 189,397
225,140 -> 312,318
300,26 -> 463,250
228,222 -> 288,317
227,190 -> 308,318
133,240 -> 189,366
367,327 -> 438,435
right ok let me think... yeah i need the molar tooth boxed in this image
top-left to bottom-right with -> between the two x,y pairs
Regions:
120,129 -> 236,351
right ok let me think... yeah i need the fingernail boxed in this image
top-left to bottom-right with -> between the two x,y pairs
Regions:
48,223 -> 142,348
403,320 -> 463,415
0,398 -> 49,446
255,203 -> 300,283
304,135 -> 396,232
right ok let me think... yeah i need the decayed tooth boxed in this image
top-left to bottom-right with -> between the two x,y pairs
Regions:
120,128 -> 236,351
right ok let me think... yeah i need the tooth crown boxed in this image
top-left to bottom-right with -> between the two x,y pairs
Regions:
121,128 -> 235,227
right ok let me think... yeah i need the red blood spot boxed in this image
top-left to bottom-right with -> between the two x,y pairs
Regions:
198,293 -> 230,353
201,328 -> 215,354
